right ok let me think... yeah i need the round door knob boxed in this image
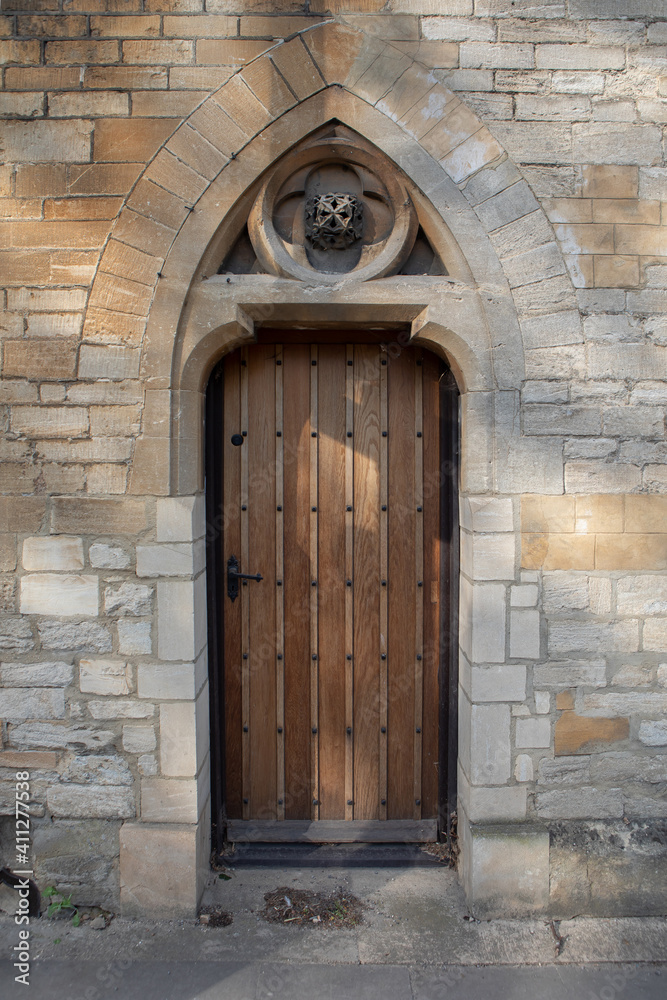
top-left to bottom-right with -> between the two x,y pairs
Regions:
231,433 -> 244,446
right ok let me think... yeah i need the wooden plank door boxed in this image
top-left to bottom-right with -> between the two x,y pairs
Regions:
220,340 -> 447,842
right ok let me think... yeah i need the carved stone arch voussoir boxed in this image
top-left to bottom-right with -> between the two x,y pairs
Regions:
79,20 -> 576,495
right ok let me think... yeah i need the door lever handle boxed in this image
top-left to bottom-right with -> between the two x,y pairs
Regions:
227,555 -> 263,602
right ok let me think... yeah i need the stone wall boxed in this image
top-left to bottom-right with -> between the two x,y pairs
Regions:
1,1 -> 666,918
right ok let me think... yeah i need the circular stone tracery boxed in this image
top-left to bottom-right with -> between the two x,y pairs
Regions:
247,129 -> 418,284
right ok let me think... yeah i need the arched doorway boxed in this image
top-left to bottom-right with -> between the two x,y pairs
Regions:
205,331 -> 459,849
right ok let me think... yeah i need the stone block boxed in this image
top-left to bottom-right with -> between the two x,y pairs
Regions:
474,180 -> 540,232
467,583 -> 506,664
160,702 -> 197,778
611,663 -> 653,688
534,691 -> 550,714
117,620 -> 152,655
591,753 -> 666,784
510,609 -> 540,659
88,700 -> 154,721
0,617 -> 35,653
22,536 -> 84,572
537,786 -> 623,820
88,544 -> 131,570
158,579 -> 196,661
120,822 -> 200,918
51,498 -> 148,535
461,817 -> 550,919
555,711 -> 629,754
0,661 -> 73,688
638,721 -> 667,746
470,664 -> 526,703
138,754 -> 157,775
123,725 -> 157,754
38,619 -> 111,653
625,496 -> 667,533
20,574 -> 98,617
538,755 -> 590,786
47,784 -> 135,819
1,688 -> 65,721
596,534 -> 667,573
137,662 -> 195,701
79,659 -> 132,696
521,495 -> 574,533
617,576 -> 667,616
8,722 -> 115,752
136,543 -> 196,577
549,620 -> 639,655
469,533 -> 515,581
61,754 -> 133,786
32,817 -> 120,909
514,754 -> 534,782
516,716 -> 551,749
78,345 -> 140,380
104,583 -> 153,617
156,495 -> 205,543
470,704 -> 511,786
510,584 -> 538,607
140,778 -> 198,823
522,532 -> 595,571
11,405 -> 88,439
467,784 -> 527,823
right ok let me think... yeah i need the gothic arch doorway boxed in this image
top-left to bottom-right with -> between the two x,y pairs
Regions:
205,331 -> 459,847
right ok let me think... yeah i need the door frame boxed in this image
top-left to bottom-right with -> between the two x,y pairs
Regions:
205,332 -> 460,854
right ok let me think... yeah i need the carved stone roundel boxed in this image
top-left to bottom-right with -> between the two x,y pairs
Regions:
247,131 -> 418,284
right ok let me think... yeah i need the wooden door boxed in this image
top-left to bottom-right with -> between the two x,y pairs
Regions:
214,337 -> 453,842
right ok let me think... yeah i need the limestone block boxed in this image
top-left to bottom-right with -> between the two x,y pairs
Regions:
514,754 -> 534,782
11,406 -> 88,439
470,704 -> 511,785
591,753 -> 667,784
555,710 -> 628,755
0,617 -> 34,653
617,576 -> 667,616
138,662 -> 195,701
104,583 -> 153,616
78,345 -> 140,380
0,535 -> 17,573
140,778 -> 198,823
638,721 -> 667,746
510,609 -> 540,659
469,583 -> 506,664
158,579 -> 195,661
8,722 -> 115,751
89,544 -> 131,570
470,533 -> 515,581
534,691 -> 550,714
538,756 -> 590,785
468,785 -> 527,823
581,692 -> 667,717
612,663 -> 653,687
461,817 -> 550,919
60,754 -> 133,786
516,717 -> 551,749
549,620 -> 639,655
160,702 -> 197,777
536,786 -> 623,820
20,574 -> 98,617
136,543 -> 196,577
0,661 -> 72,687
120,823 -> 199,918
1,688 -> 65,721
117,620 -> 152,655
138,755 -> 157,776
122,724 -> 156,754
79,659 -> 132,696
470,664 -> 526,702
156,495 -> 205,543
47,784 -> 135,819
511,584 -> 538,607
88,700 -> 154,720
422,16 -> 494,42
38,619 -> 111,653
51,497 -> 148,535
32,817 -> 120,909
474,180 -> 540,232
22,536 -> 84,572
641,619 -> 667,651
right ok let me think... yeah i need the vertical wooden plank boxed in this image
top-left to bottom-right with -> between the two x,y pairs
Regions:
310,344 -> 320,821
275,345 -> 285,821
317,345 -> 346,820
421,351 -> 441,819
353,344 -> 381,820
283,344 -> 312,820
387,347 -> 416,819
414,352 -> 424,822
240,349 -> 250,821
345,344 -> 354,823
223,351 -> 243,818
378,352 -> 389,821
247,344 -> 277,819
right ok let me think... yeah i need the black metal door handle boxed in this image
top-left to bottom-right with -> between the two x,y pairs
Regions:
227,555 -> 263,602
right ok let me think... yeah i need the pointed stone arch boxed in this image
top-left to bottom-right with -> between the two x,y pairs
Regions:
81,18 -> 578,498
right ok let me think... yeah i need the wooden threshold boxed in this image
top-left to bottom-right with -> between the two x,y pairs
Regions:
226,819 -> 438,843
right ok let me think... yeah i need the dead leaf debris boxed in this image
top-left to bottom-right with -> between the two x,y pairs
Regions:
261,886 -> 364,928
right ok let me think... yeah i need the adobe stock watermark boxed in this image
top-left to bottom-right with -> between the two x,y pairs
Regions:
13,770 -> 33,987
